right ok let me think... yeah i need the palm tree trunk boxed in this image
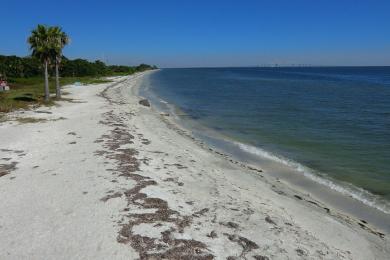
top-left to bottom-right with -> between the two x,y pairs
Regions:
44,60 -> 50,101
55,61 -> 61,99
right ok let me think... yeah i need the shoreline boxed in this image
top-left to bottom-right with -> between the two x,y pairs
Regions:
0,72 -> 389,259
128,72 -> 389,257
138,70 -> 390,233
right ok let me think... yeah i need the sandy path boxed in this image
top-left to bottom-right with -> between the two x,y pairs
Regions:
0,73 -> 389,259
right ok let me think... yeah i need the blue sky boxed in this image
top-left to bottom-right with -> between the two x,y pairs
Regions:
2,0 -> 390,67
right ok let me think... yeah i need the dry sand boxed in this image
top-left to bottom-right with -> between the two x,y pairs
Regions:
0,73 -> 389,259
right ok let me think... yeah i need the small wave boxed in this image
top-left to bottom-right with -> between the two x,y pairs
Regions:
235,142 -> 390,215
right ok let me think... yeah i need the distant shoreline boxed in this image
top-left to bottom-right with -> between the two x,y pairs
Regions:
158,65 -> 390,69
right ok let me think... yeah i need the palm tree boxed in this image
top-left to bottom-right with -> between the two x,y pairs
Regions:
50,26 -> 70,99
28,24 -> 53,102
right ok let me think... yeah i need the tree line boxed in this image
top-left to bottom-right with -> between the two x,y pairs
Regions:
0,55 -> 157,78
0,24 -> 156,101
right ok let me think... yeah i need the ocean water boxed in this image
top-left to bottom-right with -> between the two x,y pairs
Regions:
140,67 -> 390,214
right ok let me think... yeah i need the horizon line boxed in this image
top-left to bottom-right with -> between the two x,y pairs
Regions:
159,65 -> 390,69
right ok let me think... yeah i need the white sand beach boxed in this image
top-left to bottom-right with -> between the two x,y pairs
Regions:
0,73 -> 389,259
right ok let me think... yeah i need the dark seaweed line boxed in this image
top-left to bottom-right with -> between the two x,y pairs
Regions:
94,79 -> 214,259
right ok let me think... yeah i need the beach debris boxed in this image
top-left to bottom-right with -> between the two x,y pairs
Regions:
139,99 -> 150,107
164,163 -> 188,169
296,248 -> 307,256
357,222 -> 385,238
163,177 -> 185,187
193,208 -> 209,217
227,257 -> 240,260
207,230 -> 218,238
224,233 -> 259,257
243,207 -> 254,215
272,188 -> 286,196
294,195 -> 303,200
227,221 -> 239,229
247,165 -> 263,172
141,138 -> 151,145
164,177 -> 175,182
222,221 -> 239,229
265,216 -> 276,225
100,191 -> 122,202
0,161 -> 18,177
94,90 -> 214,259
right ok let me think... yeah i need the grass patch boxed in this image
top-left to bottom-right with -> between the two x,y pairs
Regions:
15,117 -> 47,124
8,116 -> 66,124
0,76 -> 113,113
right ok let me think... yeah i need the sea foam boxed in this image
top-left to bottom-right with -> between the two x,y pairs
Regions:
235,141 -> 390,215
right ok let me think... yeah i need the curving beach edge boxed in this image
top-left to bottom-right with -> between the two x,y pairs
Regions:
0,72 -> 389,259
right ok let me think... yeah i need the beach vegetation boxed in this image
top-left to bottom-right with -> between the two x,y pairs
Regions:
50,26 -> 70,99
27,25 -> 54,102
0,76 -> 110,113
0,55 -> 156,79
0,25 -> 157,114
15,117 -> 48,124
